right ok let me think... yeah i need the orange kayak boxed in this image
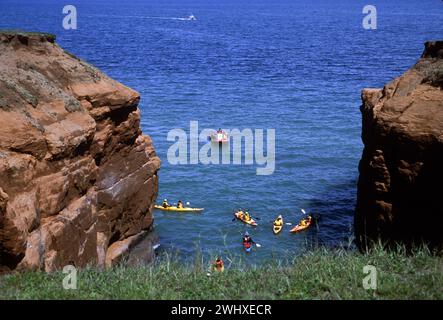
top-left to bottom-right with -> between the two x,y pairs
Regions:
290,216 -> 312,233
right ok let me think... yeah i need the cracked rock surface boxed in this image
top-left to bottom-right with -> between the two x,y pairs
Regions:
0,31 -> 160,271
355,41 -> 443,250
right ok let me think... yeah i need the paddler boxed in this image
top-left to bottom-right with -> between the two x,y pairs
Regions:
162,199 -> 170,208
299,215 -> 311,227
242,231 -> 255,248
212,256 -> 224,272
235,209 -> 244,219
244,211 -> 251,222
177,200 -> 184,209
274,215 -> 283,227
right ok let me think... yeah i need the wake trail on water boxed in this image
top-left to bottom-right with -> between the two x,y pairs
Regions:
145,16 -> 196,21
84,13 -> 197,21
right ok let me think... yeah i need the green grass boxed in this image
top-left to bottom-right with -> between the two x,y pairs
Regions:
0,30 -> 56,41
0,246 -> 441,300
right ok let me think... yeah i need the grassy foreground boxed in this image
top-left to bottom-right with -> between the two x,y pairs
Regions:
1,246 -> 442,300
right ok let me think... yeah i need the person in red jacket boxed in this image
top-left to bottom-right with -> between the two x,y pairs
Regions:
242,231 -> 255,251
212,256 -> 224,272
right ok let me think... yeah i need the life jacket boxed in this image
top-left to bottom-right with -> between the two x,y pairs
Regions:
215,260 -> 224,269
274,219 -> 282,226
243,237 -> 252,248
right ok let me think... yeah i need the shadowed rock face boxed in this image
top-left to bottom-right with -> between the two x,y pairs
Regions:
0,31 -> 160,271
355,41 -> 443,250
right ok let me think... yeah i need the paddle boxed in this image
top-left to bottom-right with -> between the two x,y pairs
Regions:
300,208 -> 316,219
240,231 -> 262,248
301,208 -> 320,222
244,242 -> 262,249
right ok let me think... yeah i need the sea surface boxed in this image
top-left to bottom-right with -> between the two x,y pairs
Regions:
1,0 -> 442,263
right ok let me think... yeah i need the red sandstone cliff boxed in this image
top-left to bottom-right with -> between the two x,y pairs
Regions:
355,41 -> 443,250
0,31 -> 160,271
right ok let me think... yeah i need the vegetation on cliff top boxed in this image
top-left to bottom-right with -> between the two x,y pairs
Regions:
0,30 -> 56,41
0,245 -> 441,300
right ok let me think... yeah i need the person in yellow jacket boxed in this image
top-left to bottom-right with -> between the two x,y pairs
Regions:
299,215 -> 312,227
274,215 -> 283,227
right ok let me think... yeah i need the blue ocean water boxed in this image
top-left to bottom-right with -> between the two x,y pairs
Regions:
1,0 -> 442,263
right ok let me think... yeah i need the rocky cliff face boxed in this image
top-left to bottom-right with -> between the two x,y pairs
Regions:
0,32 -> 160,271
355,41 -> 443,250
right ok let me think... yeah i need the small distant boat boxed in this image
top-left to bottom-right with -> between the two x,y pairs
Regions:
186,14 -> 196,21
210,130 -> 229,143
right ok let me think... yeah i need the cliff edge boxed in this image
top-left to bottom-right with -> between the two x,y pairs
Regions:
356,41 -> 443,250
0,31 -> 160,271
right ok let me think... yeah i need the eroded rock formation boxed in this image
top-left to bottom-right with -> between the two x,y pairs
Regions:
0,31 -> 160,271
355,41 -> 443,250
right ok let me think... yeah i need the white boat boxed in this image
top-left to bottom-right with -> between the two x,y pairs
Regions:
187,14 -> 196,21
210,130 -> 229,143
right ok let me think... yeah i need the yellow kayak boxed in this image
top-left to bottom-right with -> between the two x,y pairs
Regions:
273,217 -> 284,234
154,205 -> 204,213
234,211 -> 257,226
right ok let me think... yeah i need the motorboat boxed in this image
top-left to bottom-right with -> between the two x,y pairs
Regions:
210,130 -> 229,143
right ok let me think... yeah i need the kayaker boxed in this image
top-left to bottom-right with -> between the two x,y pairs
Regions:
242,231 -> 255,247
212,256 -> 224,272
306,215 -> 312,225
274,215 -> 283,226
162,199 -> 169,208
300,216 -> 311,227
177,200 -> 184,209
244,211 -> 251,222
